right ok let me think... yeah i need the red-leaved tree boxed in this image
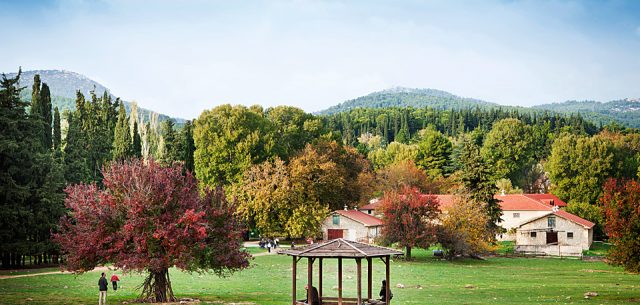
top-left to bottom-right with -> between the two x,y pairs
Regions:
379,186 -> 441,259
54,159 -> 250,302
600,178 -> 640,272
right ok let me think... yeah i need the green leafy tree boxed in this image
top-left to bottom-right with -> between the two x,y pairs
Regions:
194,104 -> 274,187
481,118 -> 535,187
266,105 -> 321,159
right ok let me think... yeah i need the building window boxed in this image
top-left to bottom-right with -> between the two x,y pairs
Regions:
567,232 -> 574,239
367,210 -> 372,215
332,215 -> 340,225
530,232 -> 537,238
513,213 -> 520,218
548,216 -> 556,228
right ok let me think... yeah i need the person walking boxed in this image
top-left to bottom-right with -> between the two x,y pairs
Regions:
110,274 -> 120,291
98,272 -> 108,305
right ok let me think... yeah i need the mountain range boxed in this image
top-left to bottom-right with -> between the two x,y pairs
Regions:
4,70 -> 639,128
4,69 -> 184,124
319,87 -> 640,128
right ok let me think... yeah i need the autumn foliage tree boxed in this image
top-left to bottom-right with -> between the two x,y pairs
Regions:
438,195 -> 496,259
600,178 -> 640,272
54,159 -> 249,302
379,186 -> 440,259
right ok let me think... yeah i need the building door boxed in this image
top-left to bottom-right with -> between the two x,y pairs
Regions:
327,229 -> 343,240
546,231 -> 558,244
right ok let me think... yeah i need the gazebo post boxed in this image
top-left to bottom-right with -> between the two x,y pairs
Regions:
367,257 -> 372,300
307,258 -> 313,303
385,255 -> 390,304
318,258 -> 323,303
292,256 -> 297,305
356,258 -> 362,305
338,257 -> 343,305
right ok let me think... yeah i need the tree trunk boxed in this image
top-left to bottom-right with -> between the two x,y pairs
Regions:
139,268 -> 175,303
406,246 -> 412,260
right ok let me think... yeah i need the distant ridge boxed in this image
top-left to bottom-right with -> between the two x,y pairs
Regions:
318,86 -> 640,128
317,86 -> 501,115
3,69 -> 184,124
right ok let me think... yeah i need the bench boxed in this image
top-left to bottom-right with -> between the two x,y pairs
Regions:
296,297 -> 386,305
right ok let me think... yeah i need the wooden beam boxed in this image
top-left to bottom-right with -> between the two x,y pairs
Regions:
367,257 -> 372,300
319,258 -> 323,303
308,257 -> 313,303
356,258 -> 362,305
292,256 -> 297,305
338,258 -> 343,305
385,256 -> 390,305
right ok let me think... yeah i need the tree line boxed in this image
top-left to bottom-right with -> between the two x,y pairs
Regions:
3,68 -> 640,272
1,71 -> 194,268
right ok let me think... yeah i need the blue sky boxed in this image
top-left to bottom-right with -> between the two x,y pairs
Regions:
1,0 -> 639,119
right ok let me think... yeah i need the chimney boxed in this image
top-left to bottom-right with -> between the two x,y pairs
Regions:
344,205 -> 348,211
552,205 -> 559,212
501,189 -> 506,196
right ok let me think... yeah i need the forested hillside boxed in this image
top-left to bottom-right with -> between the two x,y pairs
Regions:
534,99 -> 640,128
5,70 -> 184,124
319,87 -> 502,115
320,87 -> 640,128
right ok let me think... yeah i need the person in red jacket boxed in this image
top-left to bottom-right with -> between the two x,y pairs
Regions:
110,274 -> 120,291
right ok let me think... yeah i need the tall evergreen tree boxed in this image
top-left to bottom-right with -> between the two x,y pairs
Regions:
182,120 -> 196,174
132,120 -> 142,158
0,70 -> 36,267
53,107 -> 61,151
112,103 -> 133,160
63,112 -> 89,184
41,83 -> 53,149
161,119 -> 178,163
458,137 -> 503,239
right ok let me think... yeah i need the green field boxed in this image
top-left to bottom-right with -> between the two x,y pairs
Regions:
0,249 -> 638,305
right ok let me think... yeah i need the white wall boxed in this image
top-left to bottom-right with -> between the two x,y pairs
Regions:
515,214 -> 592,256
499,210 -> 550,241
321,213 -> 381,243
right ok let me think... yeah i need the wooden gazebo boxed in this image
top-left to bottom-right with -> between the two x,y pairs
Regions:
280,238 -> 403,305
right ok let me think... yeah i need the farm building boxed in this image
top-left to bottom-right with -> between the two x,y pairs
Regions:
515,207 -> 594,256
359,193 -> 594,256
321,208 -> 383,243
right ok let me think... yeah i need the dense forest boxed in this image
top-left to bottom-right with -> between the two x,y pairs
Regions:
3,69 -> 640,269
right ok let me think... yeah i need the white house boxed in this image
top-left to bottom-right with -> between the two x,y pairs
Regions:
515,208 -> 594,256
321,208 -> 383,243
359,193 -> 593,256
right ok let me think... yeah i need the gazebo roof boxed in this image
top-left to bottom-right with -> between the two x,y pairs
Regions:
279,238 -> 403,258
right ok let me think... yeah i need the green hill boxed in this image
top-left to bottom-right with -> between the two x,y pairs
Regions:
533,99 -> 640,128
5,69 -> 184,124
318,87 -> 503,115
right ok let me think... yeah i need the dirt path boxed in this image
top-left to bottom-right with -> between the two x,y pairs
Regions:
0,266 -> 111,280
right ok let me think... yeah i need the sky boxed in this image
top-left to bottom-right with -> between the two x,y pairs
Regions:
1,0 -> 640,119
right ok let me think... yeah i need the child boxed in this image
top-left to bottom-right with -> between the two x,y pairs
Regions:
110,274 -> 120,291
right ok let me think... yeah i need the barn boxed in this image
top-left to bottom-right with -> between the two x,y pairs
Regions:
321,208 -> 383,243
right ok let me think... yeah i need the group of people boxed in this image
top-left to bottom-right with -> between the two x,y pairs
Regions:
258,237 -> 279,252
98,272 -> 120,305
303,280 -> 393,305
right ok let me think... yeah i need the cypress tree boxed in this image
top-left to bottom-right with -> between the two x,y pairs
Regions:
132,120 -> 142,158
112,103 -> 133,160
53,107 -> 61,151
63,112 -> 89,184
182,120 -> 195,174
41,83 -> 52,149
160,119 -> 177,163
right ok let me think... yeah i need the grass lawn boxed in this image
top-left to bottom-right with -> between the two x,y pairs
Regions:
583,241 -> 611,257
0,249 -> 638,305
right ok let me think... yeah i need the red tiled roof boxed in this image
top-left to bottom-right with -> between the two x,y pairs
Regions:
554,209 -> 595,229
523,194 -> 567,207
335,210 -> 383,227
363,193 -> 566,212
496,194 -> 553,211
